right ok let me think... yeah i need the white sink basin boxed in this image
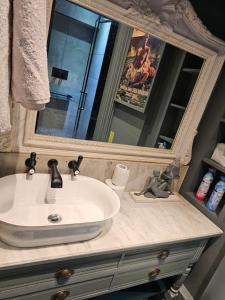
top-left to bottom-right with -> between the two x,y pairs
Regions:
0,174 -> 120,247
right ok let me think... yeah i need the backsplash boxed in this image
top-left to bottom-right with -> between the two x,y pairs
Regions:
0,152 -> 168,191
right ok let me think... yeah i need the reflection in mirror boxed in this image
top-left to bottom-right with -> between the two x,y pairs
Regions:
35,0 -> 204,150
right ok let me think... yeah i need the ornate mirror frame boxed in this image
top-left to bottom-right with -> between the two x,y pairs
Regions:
9,0 -> 225,164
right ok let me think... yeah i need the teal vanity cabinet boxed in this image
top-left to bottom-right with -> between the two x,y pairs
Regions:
0,193 -> 222,300
0,239 -> 211,300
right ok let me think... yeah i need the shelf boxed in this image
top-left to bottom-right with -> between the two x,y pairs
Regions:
182,68 -> 200,74
159,135 -> 174,144
170,103 -> 186,110
184,192 -> 221,227
202,157 -> 225,174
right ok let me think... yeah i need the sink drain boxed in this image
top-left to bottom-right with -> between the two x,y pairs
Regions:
48,214 -> 62,223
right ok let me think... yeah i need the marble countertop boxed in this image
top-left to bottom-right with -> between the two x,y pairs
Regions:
0,193 -> 222,270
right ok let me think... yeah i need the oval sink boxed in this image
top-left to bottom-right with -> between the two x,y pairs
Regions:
0,174 -> 120,247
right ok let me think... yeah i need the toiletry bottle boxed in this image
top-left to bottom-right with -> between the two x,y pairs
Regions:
196,168 -> 215,201
206,176 -> 225,211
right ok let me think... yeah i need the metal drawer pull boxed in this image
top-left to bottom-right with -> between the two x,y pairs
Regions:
55,268 -> 74,279
149,268 -> 160,278
51,290 -> 70,300
158,250 -> 170,260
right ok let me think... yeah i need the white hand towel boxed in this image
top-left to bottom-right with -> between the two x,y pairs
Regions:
12,0 -> 50,110
0,0 -> 11,133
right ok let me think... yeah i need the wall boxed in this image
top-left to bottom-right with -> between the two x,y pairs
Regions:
110,102 -> 145,145
48,14 -> 93,94
189,0 -> 225,41
201,254 -> 225,300
37,0 -> 99,138
55,0 -> 98,26
0,152 -> 168,192
37,1 -> 112,140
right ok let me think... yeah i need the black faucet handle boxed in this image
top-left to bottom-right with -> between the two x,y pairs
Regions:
77,155 -> 83,168
30,152 -> 36,159
25,152 -> 37,173
68,155 -> 83,176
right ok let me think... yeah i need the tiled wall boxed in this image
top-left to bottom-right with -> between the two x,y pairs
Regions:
55,0 -> 98,26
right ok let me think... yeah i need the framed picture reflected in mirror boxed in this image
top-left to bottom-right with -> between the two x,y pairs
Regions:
115,29 -> 165,113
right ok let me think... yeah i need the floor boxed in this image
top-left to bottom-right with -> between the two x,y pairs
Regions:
90,279 -> 182,300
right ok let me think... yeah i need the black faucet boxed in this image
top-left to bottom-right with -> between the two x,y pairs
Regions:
25,152 -> 36,176
48,159 -> 63,188
68,155 -> 83,176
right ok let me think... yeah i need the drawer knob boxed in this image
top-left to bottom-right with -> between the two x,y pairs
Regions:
158,250 -> 170,260
149,268 -> 160,278
51,290 -> 70,300
55,268 -> 74,279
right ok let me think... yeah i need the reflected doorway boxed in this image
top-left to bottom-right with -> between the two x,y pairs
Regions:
36,0 -> 118,139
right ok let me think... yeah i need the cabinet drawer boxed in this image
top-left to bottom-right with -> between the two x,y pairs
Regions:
12,276 -> 112,300
0,253 -> 120,296
111,260 -> 189,290
121,241 -> 200,266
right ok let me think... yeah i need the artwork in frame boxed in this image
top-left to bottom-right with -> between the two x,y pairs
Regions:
115,29 -> 165,113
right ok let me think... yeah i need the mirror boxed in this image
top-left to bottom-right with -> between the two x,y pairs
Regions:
35,0 -> 204,150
